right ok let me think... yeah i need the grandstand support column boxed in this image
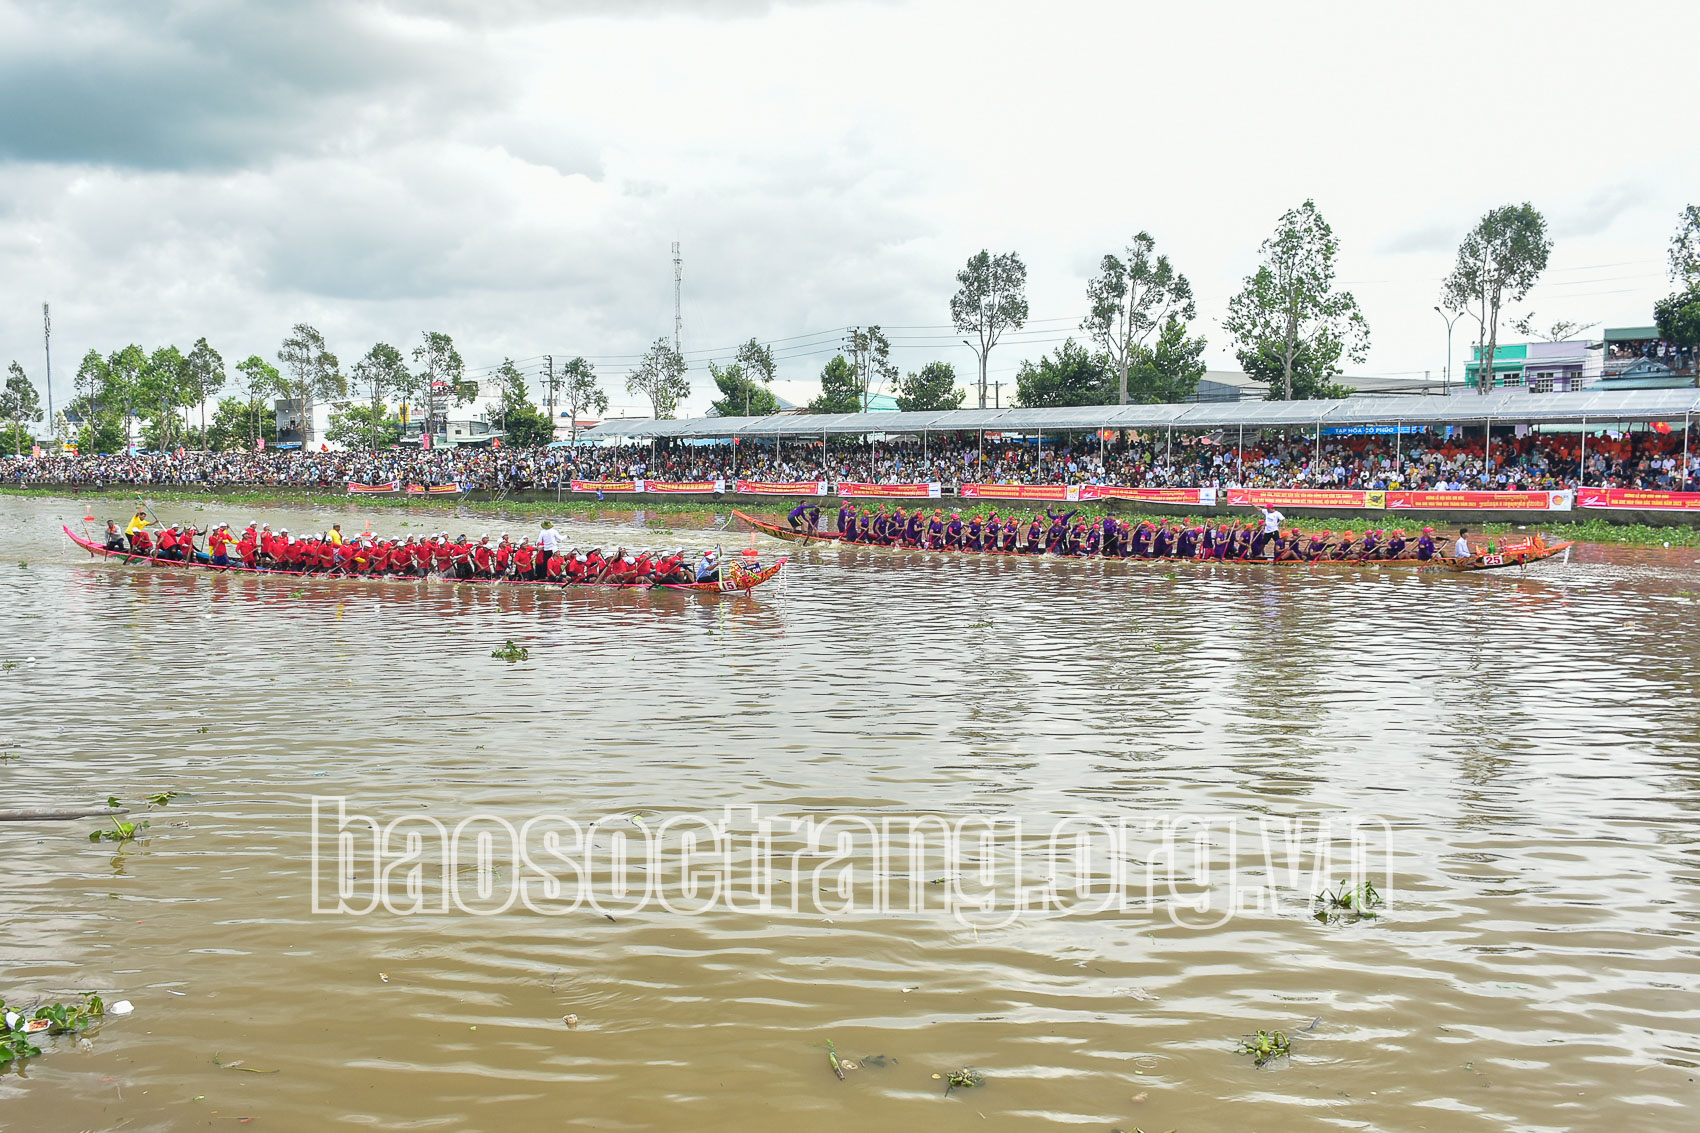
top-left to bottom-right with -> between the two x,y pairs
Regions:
1684,412 -> 1691,487
1314,420 -> 1321,467
1037,427 -> 1042,478
1395,422 -> 1402,472
1166,423 -> 1172,468
1485,417 -> 1492,480
977,428 -> 983,471
1579,416 -> 1587,488
923,429 -> 928,468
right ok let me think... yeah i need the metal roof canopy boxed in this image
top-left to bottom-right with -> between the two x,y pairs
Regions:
581,388 -> 1700,441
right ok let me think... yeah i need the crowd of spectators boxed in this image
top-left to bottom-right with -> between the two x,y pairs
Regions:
2,428 -> 1693,494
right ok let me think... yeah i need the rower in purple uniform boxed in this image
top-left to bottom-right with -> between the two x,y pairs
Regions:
788,501 -> 822,532
836,502 -> 854,535
964,514 -> 983,551
1415,526 -> 1436,561
944,511 -> 964,549
1003,515 -> 1020,552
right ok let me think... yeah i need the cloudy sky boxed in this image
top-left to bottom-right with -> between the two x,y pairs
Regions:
3,0 -> 1696,418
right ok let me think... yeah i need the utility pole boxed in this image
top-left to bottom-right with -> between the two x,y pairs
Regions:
993,380 -> 1002,409
42,303 -> 53,439
672,241 -> 683,354
543,354 -> 555,423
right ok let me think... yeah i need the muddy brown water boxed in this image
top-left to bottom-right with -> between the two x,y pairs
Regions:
1,494 -> 1698,1132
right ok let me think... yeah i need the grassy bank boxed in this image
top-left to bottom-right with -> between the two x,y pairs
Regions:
8,485 -> 1700,547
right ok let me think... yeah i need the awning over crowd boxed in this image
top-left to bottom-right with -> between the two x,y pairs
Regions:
581,388 -> 1700,441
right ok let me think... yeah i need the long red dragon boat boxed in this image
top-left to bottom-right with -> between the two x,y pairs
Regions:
63,525 -> 787,594
732,511 -> 1572,573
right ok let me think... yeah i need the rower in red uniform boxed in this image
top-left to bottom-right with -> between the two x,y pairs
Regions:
494,537 -> 512,578
473,537 -> 494,579
208,524 -> 231,567
545,548 -> 567,581
565,548 -> 588,583
513,540 -> 535,579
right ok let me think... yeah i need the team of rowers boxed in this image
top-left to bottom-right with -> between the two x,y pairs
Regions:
105,510 -> 728,584
788,501 -> 1469,562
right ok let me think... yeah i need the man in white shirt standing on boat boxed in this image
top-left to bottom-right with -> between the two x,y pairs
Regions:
1252,503 -> 1284,558
536,520 -> 560,581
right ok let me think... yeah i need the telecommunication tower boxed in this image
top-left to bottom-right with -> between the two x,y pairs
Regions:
671,241 -> 682,354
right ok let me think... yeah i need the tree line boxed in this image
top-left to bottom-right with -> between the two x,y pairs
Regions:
7,325 -> 618,453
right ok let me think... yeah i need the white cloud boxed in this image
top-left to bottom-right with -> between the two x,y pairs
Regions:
3,0 -> 1697,417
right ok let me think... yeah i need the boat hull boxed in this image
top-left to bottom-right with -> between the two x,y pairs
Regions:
731,511 -> 1572,573
63,526 -> 787,594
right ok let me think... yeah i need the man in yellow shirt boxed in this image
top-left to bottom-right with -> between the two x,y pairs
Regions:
329,523 -> 344,545
124,508 -> 151,537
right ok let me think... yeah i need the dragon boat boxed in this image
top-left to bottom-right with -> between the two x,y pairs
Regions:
63,525 -> 787,594
731,511 -> 1571,573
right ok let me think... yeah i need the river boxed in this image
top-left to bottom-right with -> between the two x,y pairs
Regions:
1,494 -> 1698,1132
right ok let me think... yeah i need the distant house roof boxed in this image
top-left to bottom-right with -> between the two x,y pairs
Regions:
1604,326 -> 1661,342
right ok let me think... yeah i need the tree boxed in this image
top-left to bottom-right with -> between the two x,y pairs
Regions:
1237,339 -> 1354,400
489,358 -> 553,447
1224,200 -> 1370,401
104,344 -> 147,447
1441,202 -> 1552,396
207,395 -> 277,451
411,331 -> 473,437
950,250 -> 1029,409
1654,205 -> 1700,362
559,356 -> 607,447
326,403 -> 401,450
1126,316 -> 1207,403
136,345 -> 196,451
1015,339 -> 1113,407
709,338 -> 778,417
894,360 -> 964,411
69,347 -> 125,453
708,360 -> 781,417
843,325 -> 897,411
277,325 -> 343,444
808,355 -> 862,413
1669,203 -> 1700,289
626,338 -> 689,419
234,355 -> 282,449
184,337 -> 225,448
350,343 -> 410,450
1,361 -> 44,455
1081,232 -> 1197,404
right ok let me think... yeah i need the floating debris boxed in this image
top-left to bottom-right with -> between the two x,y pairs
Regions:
212,1052 -> 279,1073
491,640 -> 530,663
826,1038 -> 845,1080
943,1066 -> 984,1094
1313,879 -> 1383,923
563,1013 -> 579,1029
1236,1029 -> 1291,1068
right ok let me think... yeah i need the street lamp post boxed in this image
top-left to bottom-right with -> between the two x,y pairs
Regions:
1434,306 -> 1466,395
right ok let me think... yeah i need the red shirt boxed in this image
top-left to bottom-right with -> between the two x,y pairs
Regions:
546,553 -> 565,578
474,545 -> 493,571
158,530 -> 178,552
514,546 -> 535,572
210,533 -> 228,556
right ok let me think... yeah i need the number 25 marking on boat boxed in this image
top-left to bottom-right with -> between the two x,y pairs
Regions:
1480,554 -> 1504,566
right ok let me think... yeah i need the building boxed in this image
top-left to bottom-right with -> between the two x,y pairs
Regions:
1465,327 -> 1696,394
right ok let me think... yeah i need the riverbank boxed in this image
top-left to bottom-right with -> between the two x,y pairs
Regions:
8,484 -> 1700,547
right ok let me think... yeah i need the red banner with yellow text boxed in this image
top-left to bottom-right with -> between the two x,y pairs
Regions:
569,479 -> 640,493
835,481 -> 942,498
1387,490 -> 1572,511
734,480 -> 828,495
1223,487 -> 1385,510
347,480 -> 401,494
1080,486 -> 1217,505
642,480 -> 724,494
960,482 -> 1077,502
1577,487 -> 1700,511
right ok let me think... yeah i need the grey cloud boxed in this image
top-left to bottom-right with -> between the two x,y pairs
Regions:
1554,183 -> 1651,239
1378,218 -> 1464,256
0,1 -> 509,170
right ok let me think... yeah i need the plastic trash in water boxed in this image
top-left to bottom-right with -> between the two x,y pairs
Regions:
109,1000 -> 134,1015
